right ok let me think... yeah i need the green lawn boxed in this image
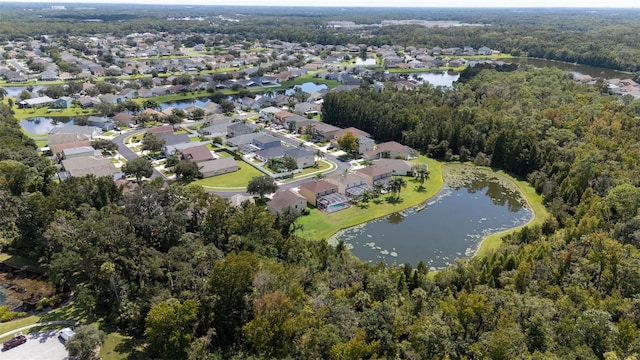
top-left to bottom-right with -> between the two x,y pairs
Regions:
35,139 -> 48,147
296,156 -> 443,240
296,159 -> 331,177
279,74 -> 340,89
192,160 -> 262,189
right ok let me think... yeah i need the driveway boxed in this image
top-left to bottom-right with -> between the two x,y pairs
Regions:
1,329 -> 70,360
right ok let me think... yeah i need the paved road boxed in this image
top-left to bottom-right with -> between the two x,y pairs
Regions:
0,320 -> 76,339
112,125 -> 350,196
1,321 -> 77,360
112,129 -> 164,180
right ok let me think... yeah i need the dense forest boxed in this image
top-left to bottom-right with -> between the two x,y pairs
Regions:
2,64 -> 640,358
2,6 -> 640,71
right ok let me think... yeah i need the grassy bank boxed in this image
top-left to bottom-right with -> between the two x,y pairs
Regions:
296,159 -> 547,269
296,156 -> 443,240
473,168 -> 548,257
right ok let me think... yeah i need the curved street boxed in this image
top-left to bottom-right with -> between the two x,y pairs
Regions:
112,129 -> 164,180
112,124 -> 351,196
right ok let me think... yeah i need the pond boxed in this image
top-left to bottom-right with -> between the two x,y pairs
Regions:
415,72 -> 460,87
285,82 -> 328,95
160,98 -> 212,111
21,117 -> 74,135
354,58 -> 377,66
0,287 -> 6,306
332,166 -> 533,269
507,58 -> 628,79
1,85 -> 45,98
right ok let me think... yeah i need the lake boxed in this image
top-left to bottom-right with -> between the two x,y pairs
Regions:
507,58 -> 628,79
1,85 -> 45,98
332,166 -> 533,268
354,58 -> 377,66
21,117 -> 73,135
416,72 -> 461,87
285,82 -> 328,95
161,98 -> 212,111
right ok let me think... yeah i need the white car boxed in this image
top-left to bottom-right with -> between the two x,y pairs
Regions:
58,328 -> 75,342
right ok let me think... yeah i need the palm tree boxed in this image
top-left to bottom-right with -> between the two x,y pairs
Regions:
413,164 -> 430,190
389,177 -> 407,200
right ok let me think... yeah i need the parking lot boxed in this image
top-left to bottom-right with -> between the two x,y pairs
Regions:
2,330 -> 70,360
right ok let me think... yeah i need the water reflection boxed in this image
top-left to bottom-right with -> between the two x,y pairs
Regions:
388,212 -> 404,225
333,175 -> 532,268
284,82 -> 328,95
21,117 -> 73,135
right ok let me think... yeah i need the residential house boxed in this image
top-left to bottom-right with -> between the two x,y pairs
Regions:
228,194 -> 255,207
477,46 -> 493,55
147,125 -> 174,136
199,119 -> 232,138
61,146 -> 100,160
333,127 -> 374,154
164,141 -> 210,157
298,179 -> 350,213
112,112 -> 136,126
61,156 -> 119,179
18,96 -> 54,109
312,122 -> 341,141
100,94 -> 123,104
259,106 -> 281,121
87,116 -> 115,131
78,96 -> 100,108
226,132 -> 261,149
280,115 -> 310,133
178,144 -> 215,163
52,96 -> 73,109
198,157 -> 239,178
49,124 -> 101,138
372,158 -> 415,176
363,141 -> 418,160
227,122 -> 257,137
252,135 -> 281,150
284,147 -> 316,169
326,172 -> 372,199
294,102 -> 321,116
298,179 -> 338,207
355,164 -> 394,188
274,110 -> 296,125
40,70 -> 58,81
119,88 -> 138,100
158,133 -> 191,147
202,102 -> 220,114
266,189 -> 307,215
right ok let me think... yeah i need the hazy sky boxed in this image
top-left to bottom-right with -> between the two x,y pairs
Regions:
13,0 -> 640,8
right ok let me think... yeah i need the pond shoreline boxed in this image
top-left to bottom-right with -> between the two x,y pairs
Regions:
327,162 -> 545,267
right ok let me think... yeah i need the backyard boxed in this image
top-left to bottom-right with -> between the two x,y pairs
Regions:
192,160 -> 262,190
296,156 -> 443,240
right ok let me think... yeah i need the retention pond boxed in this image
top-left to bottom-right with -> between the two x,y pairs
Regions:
331,165 -> 533,269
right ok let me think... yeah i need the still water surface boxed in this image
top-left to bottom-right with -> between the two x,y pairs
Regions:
507,58 -> 627,79
21,117 -> 73,135
333,173 -> 532,268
